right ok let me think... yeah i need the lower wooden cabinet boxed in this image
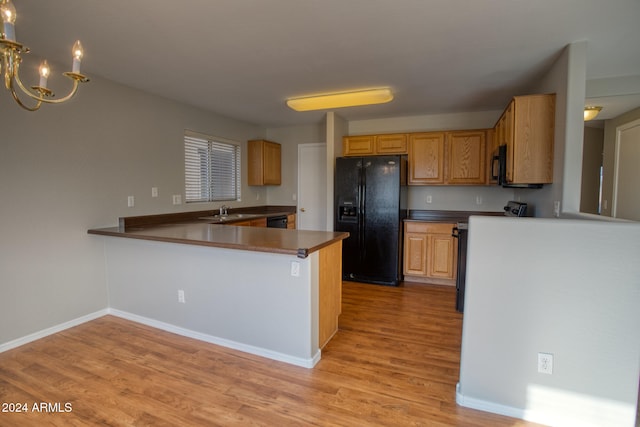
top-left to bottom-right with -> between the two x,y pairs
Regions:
232,218 -> 267,227
403,221 -> 457,286
287,214 -> 296,229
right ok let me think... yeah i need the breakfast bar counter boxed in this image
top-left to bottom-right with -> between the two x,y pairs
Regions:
88,222 -> 348,258
88,211 -> 347,369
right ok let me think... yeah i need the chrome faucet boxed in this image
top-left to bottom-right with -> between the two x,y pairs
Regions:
219,205 -> 229,216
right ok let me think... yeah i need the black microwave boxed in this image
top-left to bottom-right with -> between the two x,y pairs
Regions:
491,145 -> 543,189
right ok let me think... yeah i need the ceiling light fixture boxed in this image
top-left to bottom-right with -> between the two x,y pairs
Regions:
584,106 -> 602,121
286,88 -> 393,112
0,0 -> 89,111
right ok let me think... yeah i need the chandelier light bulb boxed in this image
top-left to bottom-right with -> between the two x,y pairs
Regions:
39,60 -> 50,88
1,0 -> 17,41
72,40 -> 83,73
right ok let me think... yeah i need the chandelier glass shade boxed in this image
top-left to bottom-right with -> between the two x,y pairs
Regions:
584,106 -> 602,121
0,0 -> 88,111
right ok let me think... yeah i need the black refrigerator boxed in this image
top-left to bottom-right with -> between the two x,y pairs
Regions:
334,155 -> 407,286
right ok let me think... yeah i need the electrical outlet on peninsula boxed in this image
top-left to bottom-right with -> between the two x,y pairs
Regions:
538,352 -> 553,374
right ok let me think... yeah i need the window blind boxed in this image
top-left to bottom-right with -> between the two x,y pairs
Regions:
184,134 -> 241,203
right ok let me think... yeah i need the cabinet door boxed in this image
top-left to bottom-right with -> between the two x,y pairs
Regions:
511,94 -> 555,184
343,135 -> 375,156
248,140 -> 281,185
404,231 -> 428,276
263,141 -> 281,185
287,214 -> 296,229
446,131 -> 486,184
427,233 -> 456,280
408,133 -> 445,184
376,134 -> 408,154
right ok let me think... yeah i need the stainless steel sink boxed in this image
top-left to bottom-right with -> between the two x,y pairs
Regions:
199,213 -> 261,223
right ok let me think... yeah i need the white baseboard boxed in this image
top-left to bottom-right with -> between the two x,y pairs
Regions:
0,309 -> 109,354
108,308 -> 321,369
0,308 -> 321,369
456,382 -> 526,420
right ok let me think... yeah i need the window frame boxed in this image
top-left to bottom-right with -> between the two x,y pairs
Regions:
184,131 -> 241,203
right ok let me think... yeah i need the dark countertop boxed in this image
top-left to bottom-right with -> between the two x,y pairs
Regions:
89,206 -> 347,258
405,209 -> 505,223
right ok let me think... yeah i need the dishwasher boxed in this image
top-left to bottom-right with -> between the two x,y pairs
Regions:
266,215 -> 288,228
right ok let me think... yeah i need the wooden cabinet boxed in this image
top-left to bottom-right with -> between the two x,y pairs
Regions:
375,133 -> 408,154
494,94 -> 555,184
248,139 -> 281,185
343,133 -> 408,156
343,135 -> 375,156
403,222 -> 457,286
318,241 -> 342,348
446,130 -> 486,184
287,214 -> 296,229
408,132 -> 445,184
233,217 -> 267,227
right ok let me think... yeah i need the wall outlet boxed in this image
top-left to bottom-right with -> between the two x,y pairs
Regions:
152,187 -> 158,198
127,196 -> 135,207
178,289 -> 185,303
553,201 -> 561,217
290,261 -> 300,277
426,195 -> 432,204
172,194 -> 182,205
476,196 -> 483,205
538,352 -> 553,374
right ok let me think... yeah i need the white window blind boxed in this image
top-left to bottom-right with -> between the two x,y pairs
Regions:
184,133 -> 241,203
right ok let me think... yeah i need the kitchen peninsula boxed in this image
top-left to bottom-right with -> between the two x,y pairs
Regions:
88,209 -> 348,368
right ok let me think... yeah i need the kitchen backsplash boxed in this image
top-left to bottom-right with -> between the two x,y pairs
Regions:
408,186 -> 514,212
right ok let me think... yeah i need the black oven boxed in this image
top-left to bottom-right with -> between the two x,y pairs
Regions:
452,201 -> 528,313
491,145 -> 543,189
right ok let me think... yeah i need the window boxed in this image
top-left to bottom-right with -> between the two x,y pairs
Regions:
184,132 -> 241,203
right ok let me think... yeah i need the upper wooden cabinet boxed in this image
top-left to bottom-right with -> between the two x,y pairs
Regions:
343,134 -> 408,156
494,94 -> 555,184
248,139 -> 281,186
408,130 -> 487,185
446,130 -> 486,185
375,134 -> 408,154
408,132 -> 445,184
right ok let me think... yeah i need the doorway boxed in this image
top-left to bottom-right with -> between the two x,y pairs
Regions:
297,143 -> 327,231
612,118 -> 640,220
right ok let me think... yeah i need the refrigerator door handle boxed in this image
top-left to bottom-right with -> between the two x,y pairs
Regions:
359,165 -> 366,263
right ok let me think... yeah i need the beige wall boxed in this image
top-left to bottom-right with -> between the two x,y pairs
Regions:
0,71 -> 262,346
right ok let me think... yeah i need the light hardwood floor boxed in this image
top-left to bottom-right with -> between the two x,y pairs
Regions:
0,281 -> 543,426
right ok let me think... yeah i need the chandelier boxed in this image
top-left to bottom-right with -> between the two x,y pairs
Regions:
0,0 -> 88,111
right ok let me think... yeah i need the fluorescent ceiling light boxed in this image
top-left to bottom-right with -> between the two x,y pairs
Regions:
286,88 -> 393,111
584,106 -> 602,121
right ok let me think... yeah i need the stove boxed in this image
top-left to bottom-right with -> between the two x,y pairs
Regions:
504,201 -> 528,217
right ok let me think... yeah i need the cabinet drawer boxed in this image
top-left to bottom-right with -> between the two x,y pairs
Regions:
405,221 -> 454,234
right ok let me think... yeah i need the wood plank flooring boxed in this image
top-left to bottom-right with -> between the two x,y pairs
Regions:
0,281 -> 543,426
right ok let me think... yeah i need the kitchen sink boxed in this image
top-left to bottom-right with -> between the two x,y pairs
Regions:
198,213 -> 261,223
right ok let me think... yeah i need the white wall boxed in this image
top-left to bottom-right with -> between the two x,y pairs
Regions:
0,71 -> 262,346
458,216 -> 640,427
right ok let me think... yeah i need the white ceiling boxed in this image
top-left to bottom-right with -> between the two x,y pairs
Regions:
11,0 -> 640,127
